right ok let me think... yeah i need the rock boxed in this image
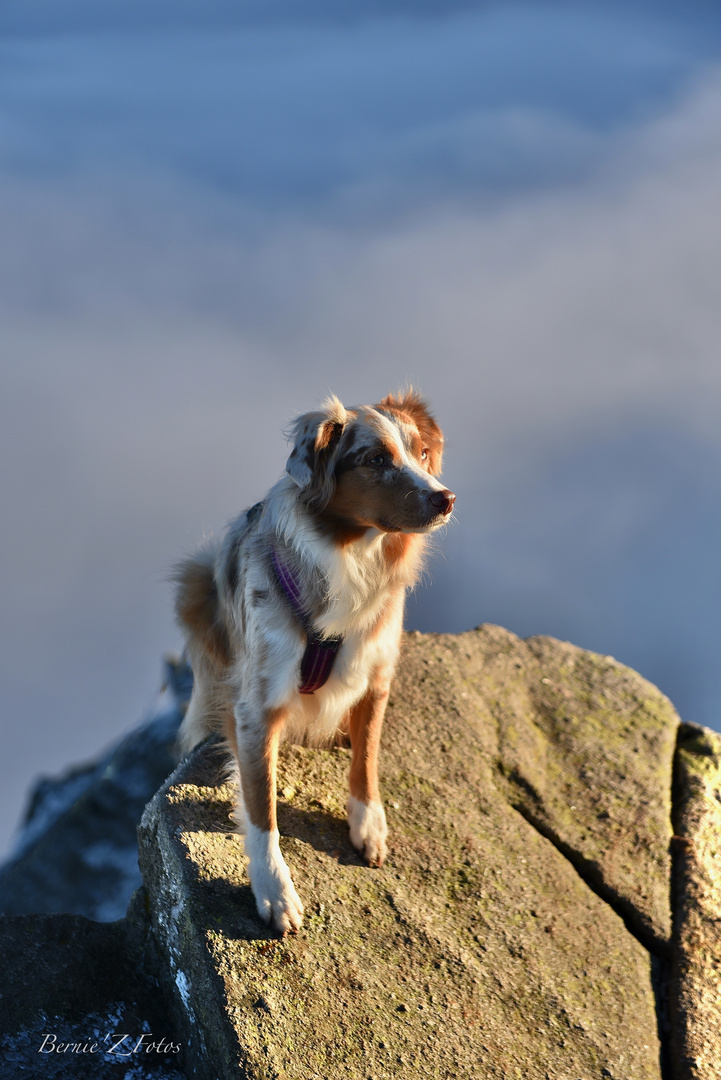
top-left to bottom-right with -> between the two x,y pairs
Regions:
0,894 -> 185,1079
0,657 -> 190,921
137,627 -> 680,1080
671,723 -> 721,1079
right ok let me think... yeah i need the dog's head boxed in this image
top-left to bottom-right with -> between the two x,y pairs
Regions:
286,391 -> 454,534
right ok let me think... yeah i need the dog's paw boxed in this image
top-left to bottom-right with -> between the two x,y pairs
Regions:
347,795 -> 388,867
251,869 -> 305,935
244,825 -> 304,934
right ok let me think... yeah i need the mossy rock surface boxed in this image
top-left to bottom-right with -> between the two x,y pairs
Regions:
404,625 -> 678,951
138,627 -> 681,1080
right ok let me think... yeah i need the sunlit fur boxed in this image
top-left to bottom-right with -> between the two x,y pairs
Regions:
174,391 -> 454,933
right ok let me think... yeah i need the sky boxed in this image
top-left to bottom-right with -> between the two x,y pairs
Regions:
2,0 -> 721,855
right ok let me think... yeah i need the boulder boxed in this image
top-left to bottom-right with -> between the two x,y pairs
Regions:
137,626 -> 682,1079
0,657 -> 189,921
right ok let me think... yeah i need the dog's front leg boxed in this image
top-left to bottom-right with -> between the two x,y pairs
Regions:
236,704 -> 304,934
347,666 -> 392,867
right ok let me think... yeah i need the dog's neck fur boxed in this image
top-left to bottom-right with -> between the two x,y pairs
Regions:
263,474 -> 426,638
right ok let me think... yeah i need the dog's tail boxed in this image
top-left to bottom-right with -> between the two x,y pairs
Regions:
174,544 -> 237,756
173,545 -> 231,669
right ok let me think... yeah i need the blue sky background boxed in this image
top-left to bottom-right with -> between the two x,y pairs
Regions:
2,0 -> 721,854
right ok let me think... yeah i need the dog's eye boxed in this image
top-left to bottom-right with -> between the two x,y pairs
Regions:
368,453 -> 387,467
421,449 -> 429,462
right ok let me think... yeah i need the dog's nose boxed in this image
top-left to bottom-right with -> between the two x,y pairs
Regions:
430,488 -> 456,516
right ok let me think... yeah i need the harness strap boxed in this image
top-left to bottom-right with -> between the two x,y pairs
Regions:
270,548 -> 344,694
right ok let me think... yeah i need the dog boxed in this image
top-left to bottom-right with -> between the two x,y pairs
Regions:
174,391 -> 454,933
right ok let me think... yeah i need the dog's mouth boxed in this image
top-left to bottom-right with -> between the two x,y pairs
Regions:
426,510 -> 453,529
377,510 -> 454,535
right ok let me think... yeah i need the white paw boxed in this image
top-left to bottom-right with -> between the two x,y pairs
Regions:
244,825 -> 304,934
347,795 -> 388,867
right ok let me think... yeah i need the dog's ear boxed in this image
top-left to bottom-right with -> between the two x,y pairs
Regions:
378,389 -> 444,475
286,395 -> 349,509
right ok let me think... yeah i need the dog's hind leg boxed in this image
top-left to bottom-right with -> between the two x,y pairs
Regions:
219,701 -> 248,836
178,660 -> 251,840
178,651 -> 226,753
178,671 -> 212,756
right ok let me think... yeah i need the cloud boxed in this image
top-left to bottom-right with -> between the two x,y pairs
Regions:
0,0 -> 482,36
2,4 -> 721,853
2,0 -> 720,38
0,3 -> 702,214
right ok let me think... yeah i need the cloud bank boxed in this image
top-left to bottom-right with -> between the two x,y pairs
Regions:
2,1 -> 721,853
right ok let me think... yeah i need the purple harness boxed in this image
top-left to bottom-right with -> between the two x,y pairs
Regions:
271,548 -> 344,694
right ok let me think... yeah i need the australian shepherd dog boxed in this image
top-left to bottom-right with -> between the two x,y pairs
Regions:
174,391 -> 455,933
